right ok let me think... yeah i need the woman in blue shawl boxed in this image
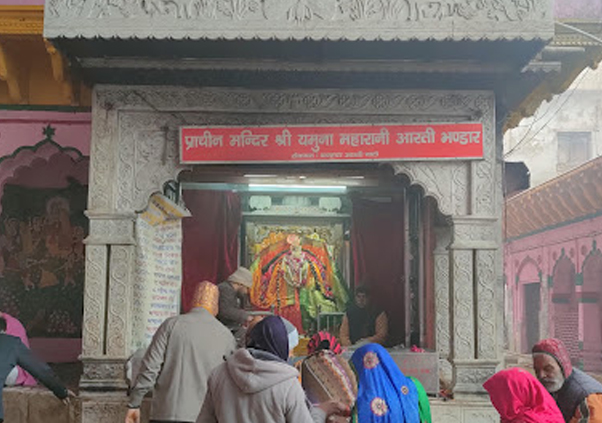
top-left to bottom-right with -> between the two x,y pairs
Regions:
350,344 -> 420,423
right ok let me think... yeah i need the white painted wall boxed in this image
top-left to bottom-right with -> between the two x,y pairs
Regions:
504,67 -> 602,187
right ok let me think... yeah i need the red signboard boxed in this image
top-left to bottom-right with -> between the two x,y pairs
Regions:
180,123 -> 483,164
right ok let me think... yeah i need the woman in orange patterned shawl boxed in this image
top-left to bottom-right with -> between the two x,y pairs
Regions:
301,331 -> 357,417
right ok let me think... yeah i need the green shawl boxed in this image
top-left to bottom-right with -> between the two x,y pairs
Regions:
409,377 -> 432,423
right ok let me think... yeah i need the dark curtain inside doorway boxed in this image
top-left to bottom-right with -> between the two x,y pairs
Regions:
351,196 -> 405,345
181,190 -> 242,312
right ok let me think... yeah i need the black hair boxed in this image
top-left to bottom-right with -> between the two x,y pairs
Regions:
355,285 -> 370,296
317,339 -> 331,352
0,316 -> 6,333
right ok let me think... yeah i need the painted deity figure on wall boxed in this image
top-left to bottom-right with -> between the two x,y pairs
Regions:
0,184 -> 87,338
250,233 -> 348,333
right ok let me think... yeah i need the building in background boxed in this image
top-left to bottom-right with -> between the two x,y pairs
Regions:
505,157 -> 602,372
503,0 -> 602,372
505,67 -> 602,187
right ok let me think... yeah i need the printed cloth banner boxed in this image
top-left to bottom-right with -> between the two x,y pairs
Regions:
132,194 -> 190,351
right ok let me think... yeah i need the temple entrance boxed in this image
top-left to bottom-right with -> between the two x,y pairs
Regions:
176,163 -> 437,349
68,86 -> 502,402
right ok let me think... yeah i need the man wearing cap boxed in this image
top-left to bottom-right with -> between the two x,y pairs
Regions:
126,281 -> 236,423
533,338 -> 602,423
217,267 -> 254,342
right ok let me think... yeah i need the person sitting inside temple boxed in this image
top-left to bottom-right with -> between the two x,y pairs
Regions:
340,286 -> 388,347
217,267 -> 254,342
0,311 -> 36,386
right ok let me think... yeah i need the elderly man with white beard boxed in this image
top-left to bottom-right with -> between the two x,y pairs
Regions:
533,338 -> 602,423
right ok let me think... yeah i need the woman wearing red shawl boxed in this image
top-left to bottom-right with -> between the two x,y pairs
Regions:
484,368 -> 564,423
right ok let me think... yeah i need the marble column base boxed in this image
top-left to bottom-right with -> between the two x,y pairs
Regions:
453,359 -> 501,400
430,398 -> 498,423
80,357 -> 129,392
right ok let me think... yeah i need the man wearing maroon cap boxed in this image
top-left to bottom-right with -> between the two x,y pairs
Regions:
533,338 -> 602,422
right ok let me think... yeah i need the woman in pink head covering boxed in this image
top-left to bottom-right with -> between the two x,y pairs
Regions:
1,312 -> 37,386
484,368 -> 563,423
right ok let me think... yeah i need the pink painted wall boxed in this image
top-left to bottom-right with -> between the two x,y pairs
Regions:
0,110 -> 90,363
555,0 -> 602,20
0,111 -> 90,157
6,153 -> 89,188
0,0 -> 43,5
505,213 -> 602,371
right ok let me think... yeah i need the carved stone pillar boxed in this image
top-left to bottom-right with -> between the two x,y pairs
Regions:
434,225 -> 452,385
80,213 -> 136,391
450,216 -> 501,399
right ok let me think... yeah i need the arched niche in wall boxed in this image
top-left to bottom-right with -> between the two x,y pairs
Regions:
0,133 -> 88,214
581,243 -> 602,372
0,129 -> 89,362
551,252 -> 579,361
516,256 -> 542,353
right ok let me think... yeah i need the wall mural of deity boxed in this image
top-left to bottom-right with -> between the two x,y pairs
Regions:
249,231 -> 349,333
0,183 -> 87,338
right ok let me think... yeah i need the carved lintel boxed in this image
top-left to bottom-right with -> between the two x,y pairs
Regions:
453,359 -> 500,399
91,86 -> 494,214
80,395 -> 151,423
450,216 -> 498,250
80,357 -> 128,391
431,399 -> 499,422
85,213 -> 137,245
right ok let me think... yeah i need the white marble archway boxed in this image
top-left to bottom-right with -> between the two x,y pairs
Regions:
81,85 -> 503,398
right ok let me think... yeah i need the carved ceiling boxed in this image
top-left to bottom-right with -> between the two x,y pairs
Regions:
505,156 -> 602,240
44,0 -> 554,42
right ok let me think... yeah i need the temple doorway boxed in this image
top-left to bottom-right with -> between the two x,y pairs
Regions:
176,163 -> 438,349
524,282 -> 541,353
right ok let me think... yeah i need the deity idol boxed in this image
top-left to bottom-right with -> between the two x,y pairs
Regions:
250,233 -> 348,333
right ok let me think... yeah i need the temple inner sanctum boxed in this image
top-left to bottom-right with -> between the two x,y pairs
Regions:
178,163 -> 438,349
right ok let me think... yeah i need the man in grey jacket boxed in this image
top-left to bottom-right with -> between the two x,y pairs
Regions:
126,281 -> 236,423
217,267 -> 253,343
